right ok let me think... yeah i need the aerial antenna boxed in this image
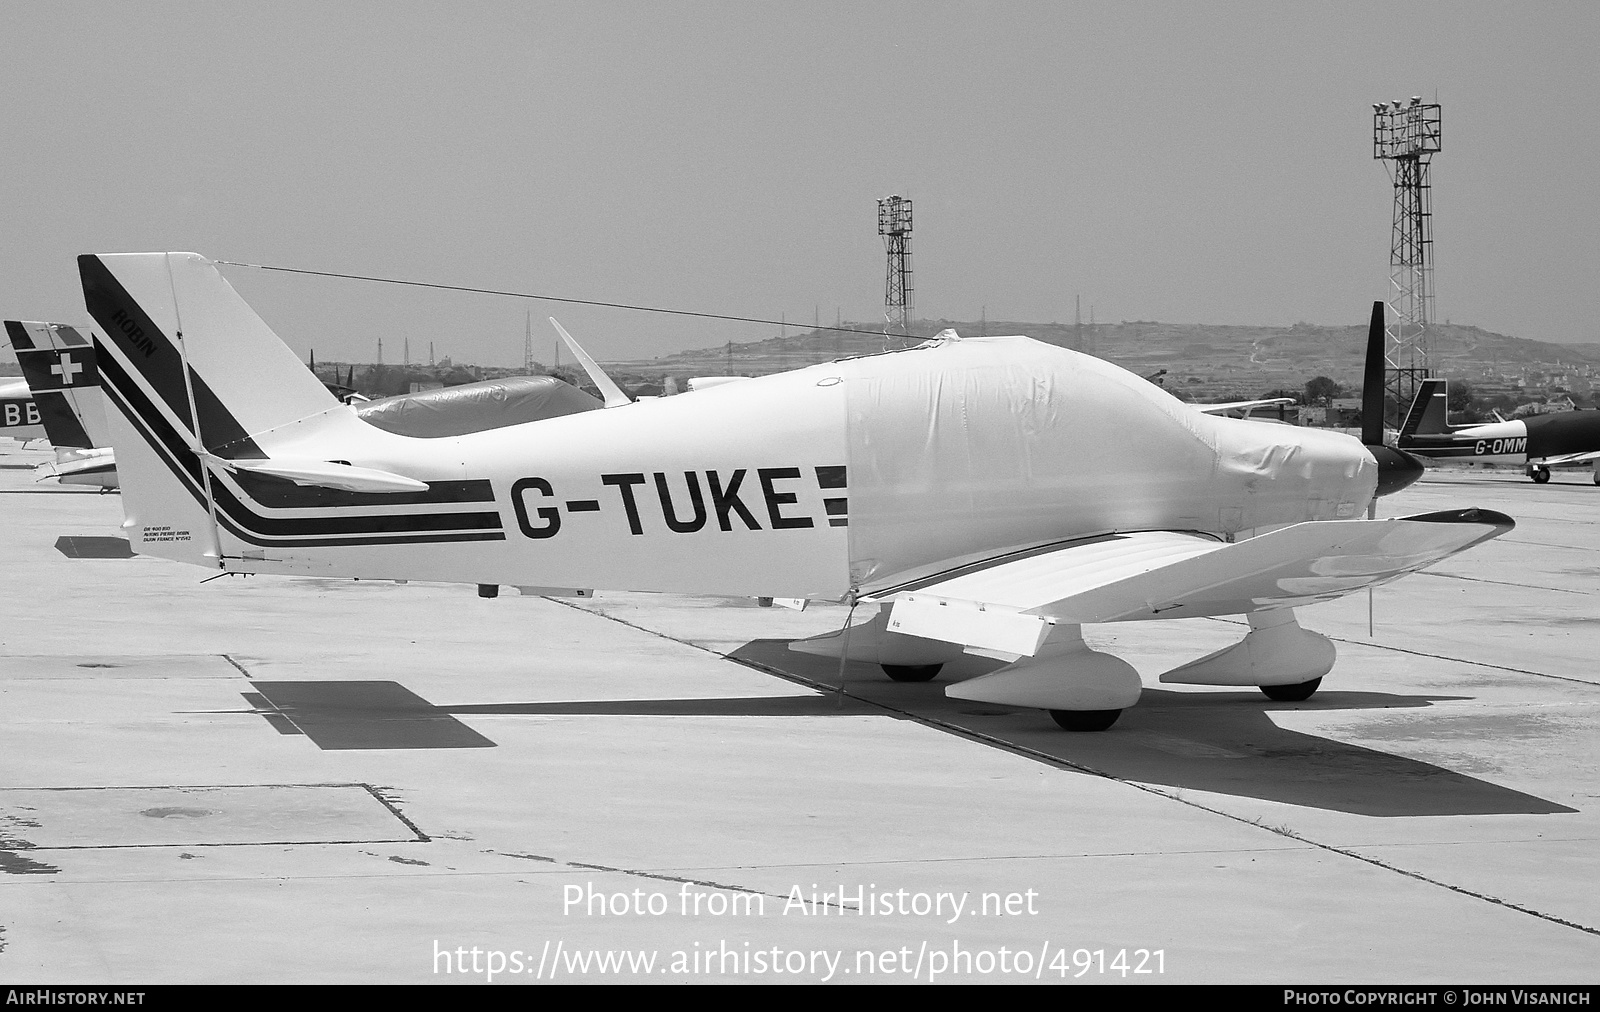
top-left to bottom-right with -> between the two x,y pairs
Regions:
549,318 -> 632,408
877,195 -> 913,341
1373,97 -> 1442,429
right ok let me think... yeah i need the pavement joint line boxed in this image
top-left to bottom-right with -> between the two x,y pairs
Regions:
1204,617 -> 1600,686
644,847 -> 1318,871
0,782 -> 430,849
12,837 -> 421,852
128,621 -> 847,908
550,597 -> 1600,940
1414,570 -> 1589,595
1500,537 -> 1600,551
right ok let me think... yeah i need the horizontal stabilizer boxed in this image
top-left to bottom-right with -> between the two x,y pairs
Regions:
35,448 -> 118,488
870,510 -> 1514,651
225,458 -> 430,494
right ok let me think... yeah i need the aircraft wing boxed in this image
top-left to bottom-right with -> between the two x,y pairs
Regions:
872,509 -> 1513,656
1195,397 -> 1295,415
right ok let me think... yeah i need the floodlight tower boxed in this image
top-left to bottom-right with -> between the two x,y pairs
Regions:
1373,97 -> 1442,429
877,195 -> 913,336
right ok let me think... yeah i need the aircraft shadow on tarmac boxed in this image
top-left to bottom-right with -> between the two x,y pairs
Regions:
54,535 -> 136,558
243,679 -> 881,753
727,640 -> 1576,819
248,639 -> 1573,819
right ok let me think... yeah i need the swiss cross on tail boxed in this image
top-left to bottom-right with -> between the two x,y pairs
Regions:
51,354 -> 85,386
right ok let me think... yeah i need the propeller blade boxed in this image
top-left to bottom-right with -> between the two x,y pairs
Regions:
1361,301 -> 1386,447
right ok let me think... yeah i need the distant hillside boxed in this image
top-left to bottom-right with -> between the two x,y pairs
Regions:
608,319 -> 1600,400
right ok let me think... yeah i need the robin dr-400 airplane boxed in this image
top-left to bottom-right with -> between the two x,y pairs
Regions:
83,252 -> 1512,731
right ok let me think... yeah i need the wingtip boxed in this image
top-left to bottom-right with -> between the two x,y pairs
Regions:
1399,507 -> 1516,531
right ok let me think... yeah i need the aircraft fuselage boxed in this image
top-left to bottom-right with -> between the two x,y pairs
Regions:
1401,411 -> 1600,465
109,336 -> 1382,599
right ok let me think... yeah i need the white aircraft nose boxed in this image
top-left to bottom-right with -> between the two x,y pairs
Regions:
1213,421 -> 1377,526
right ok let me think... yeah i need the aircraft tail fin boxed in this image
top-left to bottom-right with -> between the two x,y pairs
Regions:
80,253 -> 340,566
80,253 -> 337,459
1400,378 -> 1450,436
6,320 -> 110,450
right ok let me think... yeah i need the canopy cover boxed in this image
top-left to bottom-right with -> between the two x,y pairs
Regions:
356,375 -> 602,438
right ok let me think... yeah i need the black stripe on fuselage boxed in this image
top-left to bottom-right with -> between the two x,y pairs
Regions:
97,346 -> 504,547
229,468 -> 496,508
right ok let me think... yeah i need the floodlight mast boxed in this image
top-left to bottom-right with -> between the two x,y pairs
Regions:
1373,98 -> 1442,430
877,195 -> 913,337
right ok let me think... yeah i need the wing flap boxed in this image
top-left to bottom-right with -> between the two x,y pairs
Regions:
874,511 -> 1513,652
887,597 -> 1053,656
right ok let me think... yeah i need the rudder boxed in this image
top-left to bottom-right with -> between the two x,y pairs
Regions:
1400,378 -> 1449,436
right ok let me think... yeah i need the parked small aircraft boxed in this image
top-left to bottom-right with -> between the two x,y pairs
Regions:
6,320 -> 118,486
1397,378 -> 1600,484
83,253 -> 1511,730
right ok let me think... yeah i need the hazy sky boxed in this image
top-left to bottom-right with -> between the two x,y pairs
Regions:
3,1 -> 1597,366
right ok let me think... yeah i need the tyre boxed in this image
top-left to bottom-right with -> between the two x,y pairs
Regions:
1048,709 -> 1122,732
1260,677 -> 1322,702
881,664 -> 941,682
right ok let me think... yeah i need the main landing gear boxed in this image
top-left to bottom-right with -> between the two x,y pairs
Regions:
1527,464 -> 1551,483
791,607 -> 1338,733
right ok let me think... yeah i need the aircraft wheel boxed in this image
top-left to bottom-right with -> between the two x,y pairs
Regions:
881,663 -> 941,682
1259,677 -> 1322,702
1530,466 -> 1551,484
1049,708 -> 1122,732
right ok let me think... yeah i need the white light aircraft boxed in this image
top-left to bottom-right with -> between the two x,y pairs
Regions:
84,253 -> 1511,730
